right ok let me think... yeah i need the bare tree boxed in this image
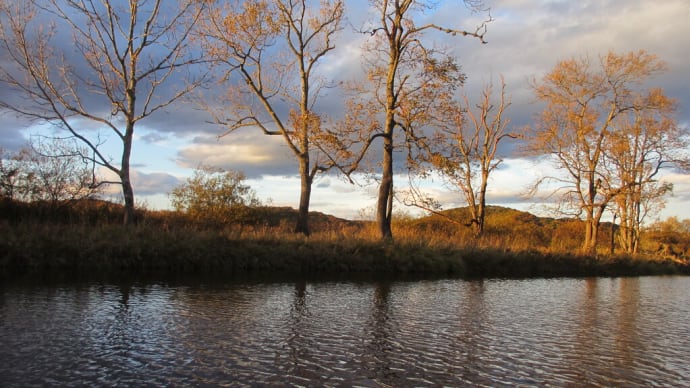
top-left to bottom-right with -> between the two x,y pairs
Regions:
527,50 -> 671,253
405,77 -> 514,238
28,137 -> 102,204
0,0 -> 207,225
0,139 -> 101,204
0,147 -> 29,201
346,0 -> 491,241
198,0 -> 344,236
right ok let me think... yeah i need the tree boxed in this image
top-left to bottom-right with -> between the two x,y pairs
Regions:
169,165 -> 260,225
527,50 -> 672,253
0,147 -> 28,201
0,139 -> 101,204
405,77 -> 514,237
0,0 -> 207,225
26,137 -> 101,204
347,0 -> 490,241
606,89 -> 688,253
198,0 -> 344,236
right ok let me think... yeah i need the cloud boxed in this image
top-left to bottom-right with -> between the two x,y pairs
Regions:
315,177 -> 332,189
100,168 -> 183,197
139,131 -> 169,145
470,0 -> 690,122
4,0 -> 689,153
0,117 -> 30,152
661,172 -> 690,202
176,133 -> 298,178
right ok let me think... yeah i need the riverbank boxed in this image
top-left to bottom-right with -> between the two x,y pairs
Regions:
2,222 -> 688,280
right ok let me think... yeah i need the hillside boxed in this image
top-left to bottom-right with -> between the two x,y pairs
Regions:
399,205 -> 622,253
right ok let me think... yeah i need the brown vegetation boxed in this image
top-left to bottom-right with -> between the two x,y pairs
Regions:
1,199 -> 687,280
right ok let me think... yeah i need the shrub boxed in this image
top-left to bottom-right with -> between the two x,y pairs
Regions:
169,165 -> 261,226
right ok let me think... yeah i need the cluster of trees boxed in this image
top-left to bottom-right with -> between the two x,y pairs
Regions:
1,0 -> 688,254
0,139 -> 100,205
527,51 -> 689,253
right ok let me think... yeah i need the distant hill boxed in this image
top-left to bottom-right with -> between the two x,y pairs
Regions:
398,205 -> 613,252
250,206 -> 361,231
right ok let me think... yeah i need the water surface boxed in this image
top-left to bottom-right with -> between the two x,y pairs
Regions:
1,276 -> 689,386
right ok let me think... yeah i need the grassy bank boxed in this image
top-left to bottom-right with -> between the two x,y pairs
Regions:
2,220 -> 688,280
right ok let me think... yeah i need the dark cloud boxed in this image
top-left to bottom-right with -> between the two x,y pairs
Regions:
139,131 -> 169,145
315,178 -> 331,189
0,116 -> 30,152
4,0 -> 688,154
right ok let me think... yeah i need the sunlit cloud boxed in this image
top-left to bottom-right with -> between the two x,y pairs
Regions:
176,134 -> 296,178
99,168 -> 183,197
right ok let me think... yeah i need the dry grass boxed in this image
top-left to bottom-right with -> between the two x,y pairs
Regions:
1,199 -> 687,279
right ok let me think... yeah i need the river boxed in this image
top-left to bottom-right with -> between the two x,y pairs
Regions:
1,276 -> 689,386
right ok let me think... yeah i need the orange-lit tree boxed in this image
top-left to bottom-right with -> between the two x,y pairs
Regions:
198,0 -> 344,236
170,165 -> 260,225
605,89 -> 688,253
346,0 -> 490,241
528,50 -> 677,253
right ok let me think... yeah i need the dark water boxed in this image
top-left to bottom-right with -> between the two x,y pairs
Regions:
1,276 -> 689,386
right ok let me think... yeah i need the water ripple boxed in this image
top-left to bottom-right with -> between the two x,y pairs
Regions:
1,277 -> 689,386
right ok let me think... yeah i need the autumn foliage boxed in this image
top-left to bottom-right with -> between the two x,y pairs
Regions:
527,50 -> 688,253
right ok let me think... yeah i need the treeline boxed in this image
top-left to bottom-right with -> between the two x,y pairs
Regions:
1,1 -> 688,256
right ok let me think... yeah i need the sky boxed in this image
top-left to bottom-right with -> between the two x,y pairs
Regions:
1,0 -> 690,222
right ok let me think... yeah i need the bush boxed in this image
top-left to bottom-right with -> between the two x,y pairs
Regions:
169,165 -> 261,226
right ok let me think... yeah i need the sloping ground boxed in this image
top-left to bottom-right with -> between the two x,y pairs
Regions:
400,205 -> 625,253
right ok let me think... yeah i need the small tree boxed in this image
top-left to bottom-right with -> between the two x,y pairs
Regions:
170,166 -> 260,225
405,77 -> 514,238
0,147 -> 28,201
27,138 -> 101,204
198,0 -> 345,235
0,140 -> 100,204
605,89 -> 688,253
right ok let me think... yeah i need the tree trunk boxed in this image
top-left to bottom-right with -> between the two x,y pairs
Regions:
582,216 -> 600,254
475,169 -> 489,237
121,127 -> 135,226
295,154 -> 312,236
609,213 -> 616,255
121,175 -> 135,226
377,135 -> 394,241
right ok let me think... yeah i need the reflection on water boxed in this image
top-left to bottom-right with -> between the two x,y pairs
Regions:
1,277 -> 689,386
